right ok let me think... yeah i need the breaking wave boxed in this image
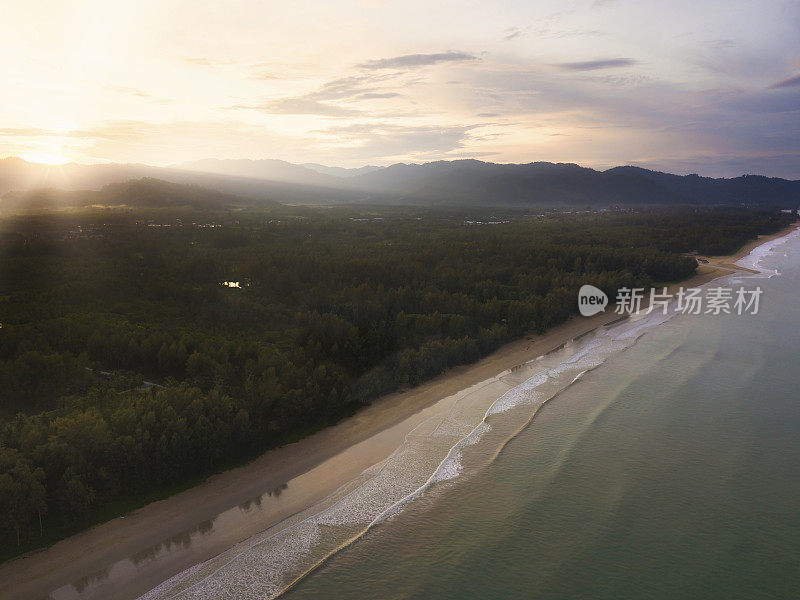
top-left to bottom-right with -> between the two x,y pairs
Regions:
138,311 -> 676,600
735,228 -> 800,273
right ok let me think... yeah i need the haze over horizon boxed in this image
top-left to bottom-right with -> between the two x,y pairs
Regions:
3,0 -> 800,177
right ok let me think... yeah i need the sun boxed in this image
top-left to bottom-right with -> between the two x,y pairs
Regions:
19,150 -> 70,165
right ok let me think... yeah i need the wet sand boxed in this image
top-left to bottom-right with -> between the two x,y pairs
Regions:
3,222 -> 797,600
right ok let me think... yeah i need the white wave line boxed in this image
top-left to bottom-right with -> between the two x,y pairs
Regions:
152,312 -> 672,600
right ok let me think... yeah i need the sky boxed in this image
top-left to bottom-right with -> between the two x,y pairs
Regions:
2,0 -> 800,177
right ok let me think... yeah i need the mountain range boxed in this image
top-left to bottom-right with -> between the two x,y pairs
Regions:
2,156 -> 799,209
0,177 -> 272,212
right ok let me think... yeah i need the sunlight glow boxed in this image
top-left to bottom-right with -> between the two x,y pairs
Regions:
1,0 -> 798,175
19,151 -> 70,165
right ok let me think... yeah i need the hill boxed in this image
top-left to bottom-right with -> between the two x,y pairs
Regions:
174,158 -> 339,187
0,178 -> 276,212
302,163 -> 383,178
342,160 -> 800,207
0,158 -> 358,205
2,157 -> 799,208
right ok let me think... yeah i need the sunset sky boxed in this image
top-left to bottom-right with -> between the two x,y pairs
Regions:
3,0 -> 799,176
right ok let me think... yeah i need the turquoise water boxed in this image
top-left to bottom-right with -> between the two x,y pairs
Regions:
283,233 -> 800,600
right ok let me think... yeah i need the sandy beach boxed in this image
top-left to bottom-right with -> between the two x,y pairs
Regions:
3,222 -> 797,600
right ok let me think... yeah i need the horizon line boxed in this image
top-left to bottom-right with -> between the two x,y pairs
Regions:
1,155 -> 796,182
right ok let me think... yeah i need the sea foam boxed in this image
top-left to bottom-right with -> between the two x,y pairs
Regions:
735,228 -> 800,272
139,312 -> 674,600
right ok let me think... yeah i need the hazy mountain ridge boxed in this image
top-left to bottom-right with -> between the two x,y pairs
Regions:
0,159 -> 362,205
301,163 -> 383,178
342,160 -> 800,206
174,158 -> 340,187
0,177 -> 275,211
2,157 -> 799,208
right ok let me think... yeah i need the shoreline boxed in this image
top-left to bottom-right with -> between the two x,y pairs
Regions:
4,221 -> 798,600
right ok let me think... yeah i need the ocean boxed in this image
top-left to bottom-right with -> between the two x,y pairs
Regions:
140,229 -> 800,600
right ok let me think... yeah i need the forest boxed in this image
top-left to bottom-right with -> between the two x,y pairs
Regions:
0,205 -> 795,557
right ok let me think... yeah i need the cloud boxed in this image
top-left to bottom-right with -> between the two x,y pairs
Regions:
235,73 -> 408,116
504,26 -> 529,41
184,57 -> 214,66
247,98 -> 364,117
356,92 -> 402,99
250,71 -> 281,80
108,86 -> 152,98
311,74 -> 393,100
357,51 -> 478,70
770,74 -> 800,88
5,2 -> 800,177
316,123 -> 477,159
58,119 -> 483,166
710,39 -> 735,50
647,151 -> 800,179
183,57 -> 239,67
0,126 -> 55,137
553,58 -> 638,71
723,87 -> 800,114
31,119 -> 327,165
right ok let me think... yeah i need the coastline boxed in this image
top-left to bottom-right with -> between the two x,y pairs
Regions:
4,222 -> 798,600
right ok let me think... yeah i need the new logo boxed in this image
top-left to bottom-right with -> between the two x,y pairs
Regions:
578,284 -> 608,316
